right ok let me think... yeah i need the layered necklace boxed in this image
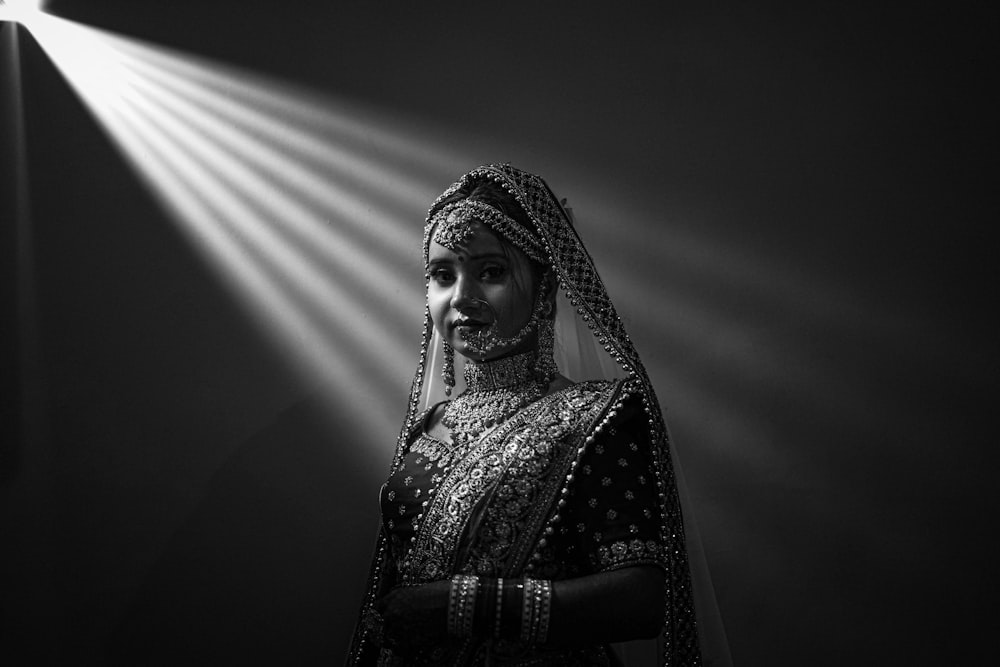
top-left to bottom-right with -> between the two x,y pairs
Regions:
442,350 -> 546,447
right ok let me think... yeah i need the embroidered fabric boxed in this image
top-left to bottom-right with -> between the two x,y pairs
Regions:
349,164 -> 728,667
539,394 -> 669,578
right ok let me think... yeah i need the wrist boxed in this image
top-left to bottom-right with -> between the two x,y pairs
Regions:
446,574 -> 553,646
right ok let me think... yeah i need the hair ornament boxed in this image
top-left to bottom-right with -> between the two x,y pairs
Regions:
427,199 -> 546,264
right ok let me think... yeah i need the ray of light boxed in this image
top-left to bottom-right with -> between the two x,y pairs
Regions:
115,53 -> 420,264
21,12 -> 472,454
107,95 -> 400,430
110,39 -> 450,224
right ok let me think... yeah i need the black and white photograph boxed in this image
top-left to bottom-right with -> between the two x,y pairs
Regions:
1,2 -> 992,665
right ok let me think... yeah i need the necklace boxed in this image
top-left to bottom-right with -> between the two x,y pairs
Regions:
442,350 -> 544,447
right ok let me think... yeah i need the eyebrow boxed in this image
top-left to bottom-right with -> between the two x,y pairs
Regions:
427,252 -> 507,264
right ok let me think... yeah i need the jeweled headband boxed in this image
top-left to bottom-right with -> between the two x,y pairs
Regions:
424,198 -> 547,265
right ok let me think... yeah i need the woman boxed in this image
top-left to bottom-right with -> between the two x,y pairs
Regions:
348,164 -> 705,666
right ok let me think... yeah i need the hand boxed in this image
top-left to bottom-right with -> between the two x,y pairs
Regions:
375,580 -> 450,655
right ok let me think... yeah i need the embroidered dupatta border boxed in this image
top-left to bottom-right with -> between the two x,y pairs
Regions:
465,379 -> 632,577
399,380 -> 621,585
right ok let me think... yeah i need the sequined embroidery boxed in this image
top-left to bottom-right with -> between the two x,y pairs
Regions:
409,432 -> 466,470
462,381 -> 619,576
399,380 -> 619,584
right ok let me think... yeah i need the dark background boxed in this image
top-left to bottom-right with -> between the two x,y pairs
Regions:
1,1 -> 994,665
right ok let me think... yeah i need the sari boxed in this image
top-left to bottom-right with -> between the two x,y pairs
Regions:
348,164 -> 717,666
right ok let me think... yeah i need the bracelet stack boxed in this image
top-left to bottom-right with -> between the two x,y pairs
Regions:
446,574 -> 553,646
520,577 -> 552,646
447,574 -> 480,637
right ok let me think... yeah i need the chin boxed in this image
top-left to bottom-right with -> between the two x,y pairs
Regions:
449,340 -> 480,359
453,342 -> 510,363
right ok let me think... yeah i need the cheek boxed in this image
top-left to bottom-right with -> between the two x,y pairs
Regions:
427,286 -> 450,330
485,281 -> 532,329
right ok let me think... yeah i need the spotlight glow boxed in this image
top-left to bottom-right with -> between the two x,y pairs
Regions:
0,0 -> 44,27
19,12 -> 472,453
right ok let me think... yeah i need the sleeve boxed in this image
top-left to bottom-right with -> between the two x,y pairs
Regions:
552,392 -> 668,575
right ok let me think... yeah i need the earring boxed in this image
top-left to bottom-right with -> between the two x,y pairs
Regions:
534,316 -> 557,384
443,341 -> 455,396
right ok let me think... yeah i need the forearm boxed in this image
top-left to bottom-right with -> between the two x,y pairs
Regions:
481,565 -> 665,647
376,565 -> 665,654
545,565 -> 665,645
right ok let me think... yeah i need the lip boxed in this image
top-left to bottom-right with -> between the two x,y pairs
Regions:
453,319 -> 489,329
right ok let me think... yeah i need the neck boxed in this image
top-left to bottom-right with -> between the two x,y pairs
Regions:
463,350 -> 537,393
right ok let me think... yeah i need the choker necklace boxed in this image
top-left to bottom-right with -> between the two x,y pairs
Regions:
442,350 -> 545,447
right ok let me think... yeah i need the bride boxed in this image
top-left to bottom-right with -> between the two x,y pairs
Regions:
348,164 -> 708,666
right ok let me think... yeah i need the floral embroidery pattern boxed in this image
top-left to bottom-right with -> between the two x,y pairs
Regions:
399,381 -> 615,583
596,539 -> 663,569
463,381 -> 617,576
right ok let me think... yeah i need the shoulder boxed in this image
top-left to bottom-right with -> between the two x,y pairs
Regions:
550,377 -> 643,414
556,380 -> 657,455
406,402 -> 446,441
538,378 -> 648,435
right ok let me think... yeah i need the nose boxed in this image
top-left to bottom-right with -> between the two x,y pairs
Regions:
450,275 -> 481,313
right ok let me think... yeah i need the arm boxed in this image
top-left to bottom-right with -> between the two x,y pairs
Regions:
547,565 -> 664,643
376,564 -> 664,650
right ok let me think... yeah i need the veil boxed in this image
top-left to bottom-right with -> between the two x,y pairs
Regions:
394,164 -> 730,666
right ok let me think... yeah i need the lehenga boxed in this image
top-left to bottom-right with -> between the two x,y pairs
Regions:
347,164 -> 706,666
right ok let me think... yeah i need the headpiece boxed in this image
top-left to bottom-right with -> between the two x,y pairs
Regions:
426,199 -> 547,264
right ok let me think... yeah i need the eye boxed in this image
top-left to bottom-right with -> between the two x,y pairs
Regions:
480,264 -> 507,281
428,267 -> 455,284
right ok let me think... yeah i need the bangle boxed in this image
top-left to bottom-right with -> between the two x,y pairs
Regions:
535,579 -> 552,645
520,578 -> 535,644
475,578 -> 497,638
447,574 -> 480,637
519,577 -> 553,646
494,577 -> 504,639
505,580 -> 524,641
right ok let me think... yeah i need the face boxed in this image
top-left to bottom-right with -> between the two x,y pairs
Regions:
427,221 -> 538,362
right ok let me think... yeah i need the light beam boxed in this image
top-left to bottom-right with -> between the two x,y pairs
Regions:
19,12 -> 472,456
